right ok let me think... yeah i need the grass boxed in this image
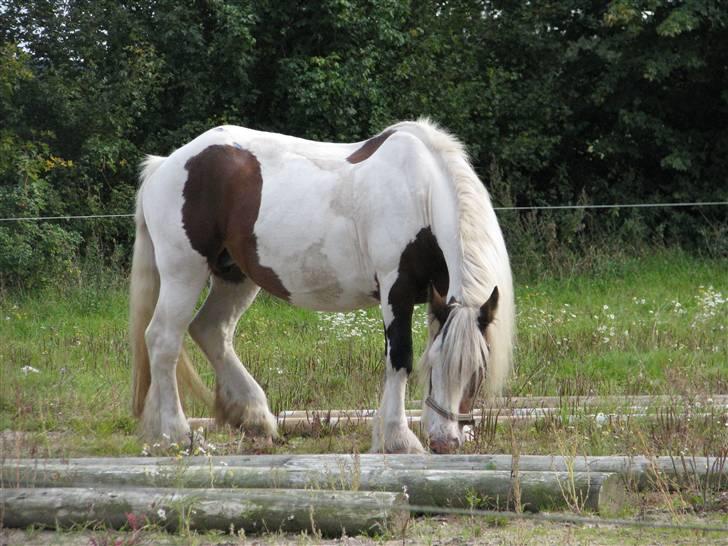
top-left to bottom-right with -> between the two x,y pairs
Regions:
0,250 -> 726,453
1,249 -> 727,542
514,254 -> 727,396
3,512 -> 728,546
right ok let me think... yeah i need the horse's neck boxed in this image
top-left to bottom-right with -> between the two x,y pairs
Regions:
429,172 -> 465,303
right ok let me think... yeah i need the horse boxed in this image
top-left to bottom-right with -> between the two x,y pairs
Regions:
129,118 -> 515,454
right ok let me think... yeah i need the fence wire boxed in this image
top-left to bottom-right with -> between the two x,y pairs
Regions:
494,201 -> 728,211
2,199 -> 727,536
0,201 -> 726,222
0,213 -> 135,222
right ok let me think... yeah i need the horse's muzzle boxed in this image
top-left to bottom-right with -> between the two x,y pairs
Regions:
429,434 -> 461,454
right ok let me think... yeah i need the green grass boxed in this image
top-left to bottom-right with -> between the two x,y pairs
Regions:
0,249 -> 726,458
4,511 -> 728,546
514,253 -> 727,395
1,250 -> 727,541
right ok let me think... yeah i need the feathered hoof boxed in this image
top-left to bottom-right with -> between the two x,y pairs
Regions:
214,394 -> 279,439
370,421 -> 426,454
139,407 -> 191,446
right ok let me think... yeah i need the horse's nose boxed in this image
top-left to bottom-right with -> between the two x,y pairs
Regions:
430,435 -> 461,454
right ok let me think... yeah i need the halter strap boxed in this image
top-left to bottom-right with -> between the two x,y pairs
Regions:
425,396 -> 476,425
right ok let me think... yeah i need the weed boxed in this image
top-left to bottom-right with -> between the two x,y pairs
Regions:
553,431 -> 589,514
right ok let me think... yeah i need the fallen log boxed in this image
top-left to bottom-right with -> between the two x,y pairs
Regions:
186,395 -> 728,429
448,394 -> 728,409
0,486 -> 407,536
188,407 -> 724,434
7,454 -> 725,490
2,461 -> 628,514
278,395 -> 728,418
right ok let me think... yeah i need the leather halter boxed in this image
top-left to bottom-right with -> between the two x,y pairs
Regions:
425,395 -> 476,425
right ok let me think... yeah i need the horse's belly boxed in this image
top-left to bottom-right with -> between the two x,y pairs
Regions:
256,238 -> 379,311
252,214 -> 379,311
289,286 -> 379,312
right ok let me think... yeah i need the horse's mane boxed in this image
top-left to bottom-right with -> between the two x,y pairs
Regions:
392,118 -> 515,395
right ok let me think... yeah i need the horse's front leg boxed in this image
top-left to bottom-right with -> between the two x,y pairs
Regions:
371,278 -> 425,454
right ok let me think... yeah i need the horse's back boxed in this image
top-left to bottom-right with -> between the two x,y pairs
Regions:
248,129 -> 438,310
140,125 -> 439,311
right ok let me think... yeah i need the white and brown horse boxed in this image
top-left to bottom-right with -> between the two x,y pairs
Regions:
130,119 -> 514,453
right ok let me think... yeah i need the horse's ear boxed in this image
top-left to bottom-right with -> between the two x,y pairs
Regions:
478,286 -> 499,332
429,284 -> 449,326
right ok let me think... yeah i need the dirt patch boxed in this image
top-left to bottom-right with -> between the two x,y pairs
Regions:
2,516 -> 726,546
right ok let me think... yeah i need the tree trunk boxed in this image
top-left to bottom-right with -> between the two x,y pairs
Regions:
0,486 -> 407,537
2,462 -> 629,515
6,454 -> 724,491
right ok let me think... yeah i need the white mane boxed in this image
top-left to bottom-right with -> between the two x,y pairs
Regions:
392,118 -> 515,395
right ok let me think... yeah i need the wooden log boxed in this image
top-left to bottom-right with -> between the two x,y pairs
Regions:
8,454 -> 725,490
455,394 -> 728,409
278,395 -> 728,417
274,407 -> 660,421
2,462 -> 628,514
0,486 -> 407,536
190,395 -> 728,430
189,406 -> 724,434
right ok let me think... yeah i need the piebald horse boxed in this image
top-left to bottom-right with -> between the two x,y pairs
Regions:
130,119 -> 514,454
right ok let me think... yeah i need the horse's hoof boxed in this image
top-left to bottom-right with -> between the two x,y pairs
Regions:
214,395 -> 278,438
139,409 -> 191,447
371,422 -> 426,454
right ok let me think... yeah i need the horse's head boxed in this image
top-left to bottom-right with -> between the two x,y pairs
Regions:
421,286 -> 499,454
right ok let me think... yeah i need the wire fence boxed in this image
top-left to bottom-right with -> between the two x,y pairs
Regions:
494,201 -> 728,211
3,200 -> 727,536
0,213 -> 135,222
0,201 -> 726,222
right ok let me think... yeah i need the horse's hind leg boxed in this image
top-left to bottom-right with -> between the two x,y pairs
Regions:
142,262 -> 209,444
189,276 -> 277,437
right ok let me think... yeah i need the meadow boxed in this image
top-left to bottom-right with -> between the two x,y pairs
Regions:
1,249 -> 725,457
1,249 -> 727,545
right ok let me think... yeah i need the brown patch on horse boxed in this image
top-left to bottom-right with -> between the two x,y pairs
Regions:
346,130 -> 396,164
182,145 -> 290,300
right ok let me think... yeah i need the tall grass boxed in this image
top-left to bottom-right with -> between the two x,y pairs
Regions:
0,249 -> 725,456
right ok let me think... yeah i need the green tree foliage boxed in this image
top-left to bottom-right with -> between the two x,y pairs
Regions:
0,0 -> 726,287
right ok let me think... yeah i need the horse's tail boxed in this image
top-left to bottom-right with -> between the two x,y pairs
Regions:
130,155 -> 213,418
393,118 -> 516,396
